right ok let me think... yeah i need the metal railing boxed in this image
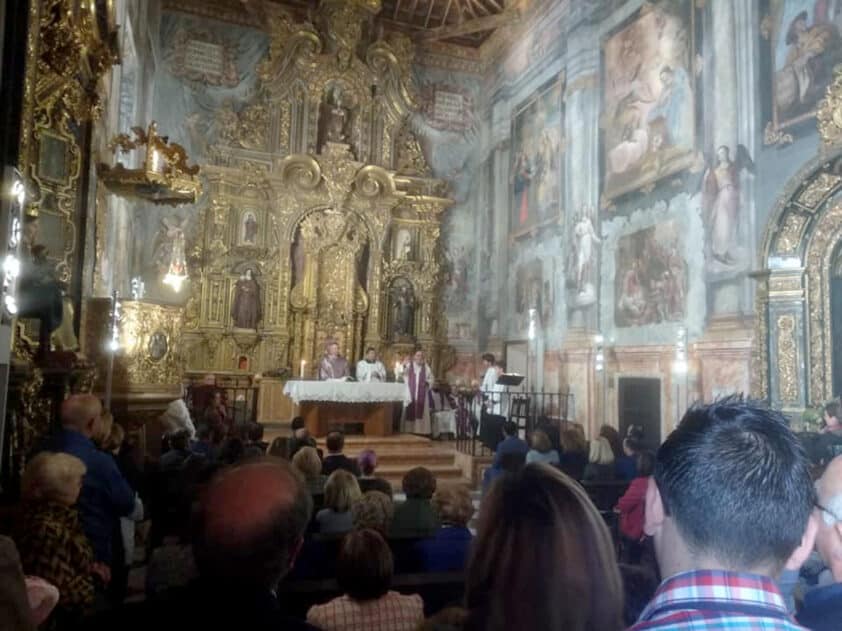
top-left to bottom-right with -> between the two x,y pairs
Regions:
184,376 -> 260,430
454,389 -> 575,457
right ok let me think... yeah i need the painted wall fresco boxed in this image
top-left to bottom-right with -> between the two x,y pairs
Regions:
765,0 -> 842,134
510,76 -> 564,236
601,3 -> 698,203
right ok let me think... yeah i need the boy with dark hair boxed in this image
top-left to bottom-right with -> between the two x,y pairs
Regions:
631,397 -> 818,629
321,430 -> 360,477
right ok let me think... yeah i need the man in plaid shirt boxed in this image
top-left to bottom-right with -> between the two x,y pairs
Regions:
631,397 -> 818,630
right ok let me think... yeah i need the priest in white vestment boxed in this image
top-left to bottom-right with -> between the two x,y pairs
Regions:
402,349 -> 434,435
489,361 -> 509,417
474,353 -> 498,432
356,347 -> 387,383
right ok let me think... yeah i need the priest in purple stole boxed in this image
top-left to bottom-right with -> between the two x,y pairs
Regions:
318,340 -> 350,380
402,349 -> 434,435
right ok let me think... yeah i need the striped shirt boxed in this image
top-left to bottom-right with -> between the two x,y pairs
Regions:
630,570 -> 808,630
307,591 -> 424,631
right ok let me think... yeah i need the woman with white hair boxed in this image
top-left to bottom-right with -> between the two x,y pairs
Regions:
14,452 -> 95,622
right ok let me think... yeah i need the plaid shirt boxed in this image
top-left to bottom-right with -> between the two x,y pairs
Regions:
630,570 -> 807,630
14,500 -> 94,611
307,591 -> 424,631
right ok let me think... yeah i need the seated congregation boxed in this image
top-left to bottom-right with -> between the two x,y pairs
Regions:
2,393 -> 842,630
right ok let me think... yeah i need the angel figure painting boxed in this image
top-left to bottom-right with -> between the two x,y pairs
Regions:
768,0 -> 842,130
602,4 -> 697,201
702,145 -> 755,269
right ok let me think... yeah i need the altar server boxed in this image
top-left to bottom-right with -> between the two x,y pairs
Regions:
402,348 -> 434,435
356,347 -> 387,383
319,340 -> 350,380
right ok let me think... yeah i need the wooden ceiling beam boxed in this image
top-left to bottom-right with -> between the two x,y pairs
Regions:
420,6 -> 518,40
423,0 -> 436,28
393,0 -> 402,20
443,0 -> 454,25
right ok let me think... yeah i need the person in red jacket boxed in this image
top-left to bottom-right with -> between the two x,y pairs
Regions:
615,450 -> 655,564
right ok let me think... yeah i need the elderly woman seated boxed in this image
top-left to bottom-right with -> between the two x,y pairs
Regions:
415,484 -> 475,572
316,469 -> 362,535
14,452 -> 95,623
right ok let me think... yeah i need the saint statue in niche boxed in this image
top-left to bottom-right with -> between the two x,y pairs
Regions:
325,85 -> 348,143
390,280 -> 415,339
242,212 -> 258,244
395,228 -> 412,260
572,209 -> 601,295
231,268 -> 262,329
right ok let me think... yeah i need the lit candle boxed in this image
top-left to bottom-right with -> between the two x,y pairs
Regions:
300,359 -> 306,378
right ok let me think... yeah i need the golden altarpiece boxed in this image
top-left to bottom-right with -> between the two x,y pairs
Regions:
182,0 -> 454,378
754,67 -> 842,416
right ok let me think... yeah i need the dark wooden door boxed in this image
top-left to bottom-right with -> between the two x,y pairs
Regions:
618,377 -> 661,452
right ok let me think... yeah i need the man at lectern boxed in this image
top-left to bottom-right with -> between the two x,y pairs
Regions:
356,347 -> 386,382
318,340 -> 350,380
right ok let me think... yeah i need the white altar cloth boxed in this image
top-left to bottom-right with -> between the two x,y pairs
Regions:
283,380 -> 407,405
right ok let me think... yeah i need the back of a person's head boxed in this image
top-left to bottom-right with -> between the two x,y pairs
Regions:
432,484 -> 474,527
104,422 -> 125,453
403,466 -> 436,499
291,445 -> 321,480
268,436 -> 290,459
60,394 -> 102,435
291,416 -> 306,432
560,428 -> 587,454
589,436 -> 615,465
325,469 -> 362,512
655,396 -> 814,573
337,529 -> 393,601
599,425 -> 623,458
193,458 -> 313,589
531,430 -> 552,454
825,399 -> 841,420
21,452 -> 86,504
357,449 -> 377,476
465,464 -> 623,631
326,430 -> 344,453
351,490 -> 394,535
503,421 -> 518,437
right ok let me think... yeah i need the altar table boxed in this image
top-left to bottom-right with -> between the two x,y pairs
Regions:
282,380 -> 407,437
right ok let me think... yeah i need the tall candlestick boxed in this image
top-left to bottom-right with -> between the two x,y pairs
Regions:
300,359 -> 306,378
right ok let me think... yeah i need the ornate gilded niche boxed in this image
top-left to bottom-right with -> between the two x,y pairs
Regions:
184,0 -> 453,377
755,67 -> 842,411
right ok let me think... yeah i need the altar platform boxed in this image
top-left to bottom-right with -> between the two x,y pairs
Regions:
263,429 -> 484,490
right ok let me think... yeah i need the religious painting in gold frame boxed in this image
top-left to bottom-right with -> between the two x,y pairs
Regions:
509,74 -> 564,238
600,2 -> 699,204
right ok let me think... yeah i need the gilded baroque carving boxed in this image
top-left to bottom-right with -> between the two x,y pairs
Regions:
751,279 -> 769,400
186,1 -> 451,375
776,314 -> 799,405
797,173 -> 841,209
817,66 -> 842,148
775,213 -> 808,254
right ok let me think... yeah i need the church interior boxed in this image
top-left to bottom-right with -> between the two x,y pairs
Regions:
3,0 -> 842,628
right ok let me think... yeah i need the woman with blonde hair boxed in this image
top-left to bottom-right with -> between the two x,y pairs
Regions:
316,469 -> 362,535
584,434 -> 616,481
526,429 -> 560,466
15,452 -> 95,621
416,484 -> 475,572
292,445 -> 327,496
465,464 -> 623,631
